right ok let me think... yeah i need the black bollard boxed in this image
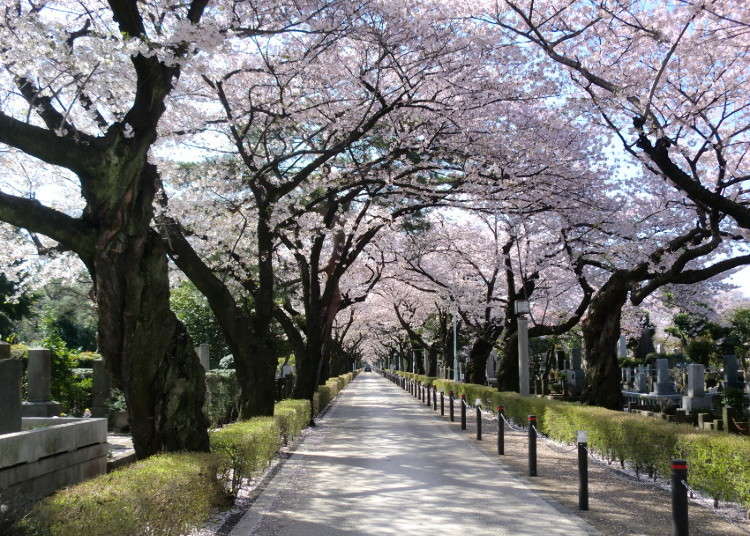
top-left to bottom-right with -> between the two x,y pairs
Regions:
528,415 -> 537,477
440,391 -> 445,416
449,392 -> 455,421
578,431 -> 589,511
671,460 -> 688,536
497,406 -> 505,455
427,385 -> 431,406
433,386 -> 437,411
476,405 -> 482,440
460,395 -> 467,430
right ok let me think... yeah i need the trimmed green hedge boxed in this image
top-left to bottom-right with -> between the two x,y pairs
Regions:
274,399 -> 311,443
22,453 -> 228,536
312,372 -> 356,416
391,370 -> 750,509
210,417 -> 281,496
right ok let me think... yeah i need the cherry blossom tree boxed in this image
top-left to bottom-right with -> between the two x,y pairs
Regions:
0,0 -> 226,456
471,0 -> 750,233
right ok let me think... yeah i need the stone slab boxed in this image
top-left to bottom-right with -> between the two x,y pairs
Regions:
21,400 -> 62,417
0,418 -> 107,469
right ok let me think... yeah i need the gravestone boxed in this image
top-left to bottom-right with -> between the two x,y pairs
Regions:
635,365 -> 648,393
0,340 -> 9,360
652,358 -> 676,395
566,347 -> 584,396
724,354 -> 742,390
682,363 -> 711,412
556,350 -> 566,371
617,335 -> 628,358
0,358 -> 22,434
92,360 -> 111,418
624,367 -> 632,388
195,343 -> 210,371
485,350 -> 497,383
21,348 -> 61,417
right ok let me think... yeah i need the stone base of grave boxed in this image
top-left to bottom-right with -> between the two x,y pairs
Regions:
681,396 -> 712,413
21,400 -> 62,417
651,382 -> 676,396
0,418 -> 107,506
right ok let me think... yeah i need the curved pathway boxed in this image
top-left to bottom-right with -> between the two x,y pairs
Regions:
230,372 -> 599,536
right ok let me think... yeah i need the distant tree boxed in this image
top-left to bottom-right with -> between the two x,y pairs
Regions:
0,273 -> 35,340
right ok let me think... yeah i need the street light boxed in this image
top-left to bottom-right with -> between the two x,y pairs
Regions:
453,315 -> 459,382
515,299 -> 530,396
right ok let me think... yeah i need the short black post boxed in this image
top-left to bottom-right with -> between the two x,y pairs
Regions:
419,383 -> 423,402
433,387 -> 437,411
672,460 -> 688,536
427,385 -> 431,406
460,395 -> 467,430
528,415 -> 537,477
449,392 -> 455,421
577,431 -> 589,511
497,406 -> 505,455
476,405 -> 482,440
440,391 -> 445,416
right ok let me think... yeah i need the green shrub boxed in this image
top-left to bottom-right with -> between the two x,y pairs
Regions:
311,372 -> 356,416
22,453 -> 227,536
274,399 -> 311,443
204,369 -> 240,427
210,417 -> 281,496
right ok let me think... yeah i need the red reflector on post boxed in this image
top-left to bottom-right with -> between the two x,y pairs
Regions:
672,463 -> 688,470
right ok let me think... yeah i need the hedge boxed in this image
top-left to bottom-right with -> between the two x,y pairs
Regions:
274,399 -> 311,444
391,370 -> 750,510
22,453 -> 228,536
312,372 -> 356,416
210,417 -> 281,496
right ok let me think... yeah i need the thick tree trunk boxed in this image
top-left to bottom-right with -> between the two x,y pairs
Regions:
466,337 -> 494,385
427,345 -> 438,377
233,338 -> 276,418
497,333 -> 519,392
581,275 -> 628,410
96,230 -> 209,458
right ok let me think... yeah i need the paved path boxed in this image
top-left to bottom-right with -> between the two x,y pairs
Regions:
231,373 -> 599,536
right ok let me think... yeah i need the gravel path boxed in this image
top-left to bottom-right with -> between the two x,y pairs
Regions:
230,373 -> 599,536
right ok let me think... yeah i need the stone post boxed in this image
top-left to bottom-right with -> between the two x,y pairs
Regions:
21,348 -> 61,417
195,343 -> 210,371
0,357 -> 22,434
92,360 -> 111,418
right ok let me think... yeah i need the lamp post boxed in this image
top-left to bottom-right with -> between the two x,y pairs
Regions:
452,315 -> 459,382
515,299 -> 530,396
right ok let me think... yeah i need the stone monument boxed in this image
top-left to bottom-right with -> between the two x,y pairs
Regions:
21,348 -> 61,417
195,343 -> 210,371
681,363 -> 711,412
652,358 -> 676,395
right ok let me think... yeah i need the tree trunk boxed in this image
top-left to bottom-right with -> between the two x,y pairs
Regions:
233,338 -> 277,418
497,333 -> 519,392
466,337 -> 494,385
96,229 -> 209,458
581,275 -> 628,410
427,345 -> 439,377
